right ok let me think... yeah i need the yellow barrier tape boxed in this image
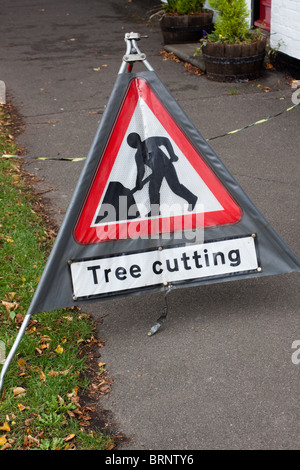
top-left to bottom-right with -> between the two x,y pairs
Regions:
0,155 -> 86,161
206,102 -> 299,141
1,103 -> 299,159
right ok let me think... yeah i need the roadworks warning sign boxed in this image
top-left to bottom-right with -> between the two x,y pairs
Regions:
22,70 -> 299,314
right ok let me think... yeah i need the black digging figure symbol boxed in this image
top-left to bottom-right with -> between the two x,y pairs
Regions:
95,133 -> 198,224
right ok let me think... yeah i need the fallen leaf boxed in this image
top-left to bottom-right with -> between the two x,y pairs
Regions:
0,436 -> 7,447
27,435 -> 40,446
15,313 -> 24,324
55,345 -> 64,354
56,396 -> 63,407
47,366 -> 72,377
25,418 -> 34,426
98,380 -> 108,387
35,367 -> 46,381
17,403 -> 27,411
47,370 -> 58,377
64,433 -> 75,442
39,335 -> 51,343
13,387 -> 26,397
64,442 -> 77,450
7,292 -> 16,300
0,422 -> 10,432
93,67 -> 101,71
0,442 -> 11,450
63,315 -> 73,322
1,300 -> 18,312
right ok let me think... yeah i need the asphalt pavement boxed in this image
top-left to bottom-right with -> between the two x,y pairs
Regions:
1,0 -> 299,450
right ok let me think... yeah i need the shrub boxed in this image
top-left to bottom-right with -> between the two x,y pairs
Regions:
162,0 -> 204,15
208,0 -> 250,43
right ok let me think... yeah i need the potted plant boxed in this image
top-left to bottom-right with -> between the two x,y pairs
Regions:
156,0 -> 214,44
200,0 -> 267,81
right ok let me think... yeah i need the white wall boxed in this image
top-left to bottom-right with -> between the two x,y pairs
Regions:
270,0 -> 300,60
245,0 -> 252,25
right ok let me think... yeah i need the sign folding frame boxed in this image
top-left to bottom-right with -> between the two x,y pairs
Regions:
1,33 -> 299,391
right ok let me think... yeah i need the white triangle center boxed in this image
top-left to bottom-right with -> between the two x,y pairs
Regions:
92,97 -> 223,226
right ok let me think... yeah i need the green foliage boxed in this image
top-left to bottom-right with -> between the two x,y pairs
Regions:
162,0 -> 204,15
39,437 -> 65,451
0,105 -> 19,156
0,105 -> 113,450
208,0 -> 251,43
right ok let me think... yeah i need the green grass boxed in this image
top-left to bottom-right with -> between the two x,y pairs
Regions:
0,103 -> 114,450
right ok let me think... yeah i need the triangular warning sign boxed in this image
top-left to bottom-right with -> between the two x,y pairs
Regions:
2,36 -> 299,392
74,78 -> 241,244
19,69 -> 299,315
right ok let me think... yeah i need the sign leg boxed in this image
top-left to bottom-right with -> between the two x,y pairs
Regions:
0,310 -> 33,393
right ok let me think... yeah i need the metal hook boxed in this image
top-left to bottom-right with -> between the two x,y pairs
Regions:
147,285 -> 172,336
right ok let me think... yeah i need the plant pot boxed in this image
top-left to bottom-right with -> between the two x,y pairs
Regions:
202,38 -> 267,82
160,10 -> 214,44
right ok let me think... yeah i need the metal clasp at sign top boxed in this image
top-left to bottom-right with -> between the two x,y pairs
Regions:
119,32 -> 154,74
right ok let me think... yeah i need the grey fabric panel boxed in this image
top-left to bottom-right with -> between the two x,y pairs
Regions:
27,71 -> 300,314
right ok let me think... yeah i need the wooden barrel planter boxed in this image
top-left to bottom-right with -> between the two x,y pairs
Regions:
202,38 -> 267,82
160,10 -> 213,44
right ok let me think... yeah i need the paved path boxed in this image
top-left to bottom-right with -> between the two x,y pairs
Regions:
1,0 -> 299,450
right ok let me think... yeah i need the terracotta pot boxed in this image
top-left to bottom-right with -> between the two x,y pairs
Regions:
202,38 -> 267,82
160,10 -> 213,44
